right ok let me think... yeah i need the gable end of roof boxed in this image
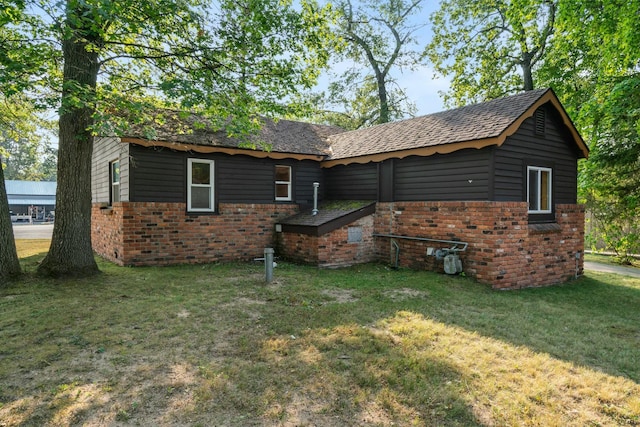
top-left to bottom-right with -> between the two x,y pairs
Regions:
321,88 -> 588,168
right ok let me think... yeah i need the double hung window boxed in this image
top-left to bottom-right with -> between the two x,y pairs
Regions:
110,160 -> 120,205
275,165 -> 292,201
527,166 -> 552,214
188,159 -> 215,212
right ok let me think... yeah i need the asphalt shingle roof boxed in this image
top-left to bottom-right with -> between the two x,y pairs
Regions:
279,201 -> 374,227
117,88 -> 587,162
122,112 -> 343,156
326,88 -> 550,160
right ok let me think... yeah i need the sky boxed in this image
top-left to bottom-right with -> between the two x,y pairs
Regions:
312,0 -> 450,117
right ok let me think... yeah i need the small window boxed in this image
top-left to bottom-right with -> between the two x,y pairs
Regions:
188,159 -> 215,212
110,160 -> 120,205
528,166 -> 552,214
275,165 -> 292,201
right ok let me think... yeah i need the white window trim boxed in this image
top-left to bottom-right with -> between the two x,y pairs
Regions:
527,166 -> 552,214
275,165 -> 292,201
110,160 -> 120,205
187,158 -> 215,212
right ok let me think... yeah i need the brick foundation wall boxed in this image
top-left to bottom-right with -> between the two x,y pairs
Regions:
277,215 -> 376,268
92,201 -> 585,289
92,203 -> 125,264
276,232 -> 318,265
374,201 -> 585,289
92,202 -> 298,266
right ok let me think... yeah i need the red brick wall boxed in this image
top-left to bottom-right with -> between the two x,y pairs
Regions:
276,232 -> 318,265
374,201 -> 585,289
92,203 -> 125,264
92,202 -> 298,266
277,215 -> 376,268
93,201 -> 585,289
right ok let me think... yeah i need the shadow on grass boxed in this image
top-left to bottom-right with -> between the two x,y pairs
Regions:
2,260 -> 639,425
2,328 -> 483,426
284,265 -> 640,384
0,264 -> 483,425
431,273 -> 640,382
17,253 -> 47,274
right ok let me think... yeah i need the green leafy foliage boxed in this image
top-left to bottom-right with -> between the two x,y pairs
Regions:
428,0 -> 640,261
551,0 -> 640,261
425,0 -> 556,107
307,0 -> 422,129
1,0 -> 335,277
1,96 -> 57,181
305,76 -> 417,130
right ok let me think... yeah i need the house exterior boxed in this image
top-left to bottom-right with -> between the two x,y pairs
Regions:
92,88 -> 588,289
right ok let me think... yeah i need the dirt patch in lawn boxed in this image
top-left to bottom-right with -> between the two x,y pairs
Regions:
321,288 -> 359,303
384,287 -> 429,300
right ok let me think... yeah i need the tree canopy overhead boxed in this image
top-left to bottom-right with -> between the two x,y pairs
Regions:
550,0 -> 640,261
1,0 -> 335,277
425,0 -> 557,107
1,95 -> 57,181
308,0 -> 423,129
2,0 -> 332,134
427,0 -> 640,260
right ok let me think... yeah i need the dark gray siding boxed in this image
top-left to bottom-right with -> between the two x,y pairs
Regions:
92,137 -> 130,203
294,160 -> 324,206
216,155 -> 273,203
122,101 -> 579,207
324,163 -> 378,200
379,160 -> 394,202
394,149 -> 492,201
493,104 -> 579,203
219,157 -> 322,204
128,146 -> 184,202
128,145 -> 323,205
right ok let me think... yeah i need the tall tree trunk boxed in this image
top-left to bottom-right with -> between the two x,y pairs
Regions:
377,75 -> 390,124
0,157 -> 22,282
522,55 -> 534,91
37,7 -> 100,277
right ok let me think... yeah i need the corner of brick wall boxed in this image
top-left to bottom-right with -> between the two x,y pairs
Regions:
373,201 -> 585,290
92,203 -> 126,265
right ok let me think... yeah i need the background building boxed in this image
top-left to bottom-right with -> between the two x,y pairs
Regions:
6,180 -> 56,221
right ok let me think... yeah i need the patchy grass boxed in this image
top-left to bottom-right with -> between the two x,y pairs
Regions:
1,240 -> 639,426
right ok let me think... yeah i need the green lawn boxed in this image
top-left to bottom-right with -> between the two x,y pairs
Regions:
1,240 -> 639,426
585,252 -> 640,268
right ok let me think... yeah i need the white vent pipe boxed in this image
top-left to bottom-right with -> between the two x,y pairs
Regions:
312,182 -> 319,216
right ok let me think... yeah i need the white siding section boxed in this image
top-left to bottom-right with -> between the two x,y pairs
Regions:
92,137 -> 130,203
